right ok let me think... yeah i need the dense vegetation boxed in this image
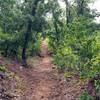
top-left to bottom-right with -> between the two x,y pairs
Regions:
0,0 -> 100,99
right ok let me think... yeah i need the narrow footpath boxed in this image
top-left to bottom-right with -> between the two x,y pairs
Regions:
0,40 -> 85,100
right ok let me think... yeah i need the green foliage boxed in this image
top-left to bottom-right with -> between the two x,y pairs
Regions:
80,92 -> 93,100
47,1 -> 100,97
0,28 -> 21,57
0,65 -> 6,72
53,46 -> 79,70
0,0 -> 47,60
79,32 -> 100,79
50,16 -> 100,80
0,0 -> 99,98
64,72 -> 71,78
94,80 -> 100,95
29,33 -> 42,56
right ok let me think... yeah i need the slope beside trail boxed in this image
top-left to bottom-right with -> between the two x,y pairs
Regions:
0,40 -> 85,100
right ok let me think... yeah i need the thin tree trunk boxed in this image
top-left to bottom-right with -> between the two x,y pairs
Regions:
22,0 -> 41,66
64,0 -> 71,25
4,44 -> 8,57
76,0 -> 84,16
22,20 -> 32,66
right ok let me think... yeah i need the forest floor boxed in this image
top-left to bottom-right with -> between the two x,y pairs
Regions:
0,40 -> 87,100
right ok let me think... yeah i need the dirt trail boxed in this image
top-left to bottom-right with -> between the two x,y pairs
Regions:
20,40 -> 65,100
0,40 -> 85,100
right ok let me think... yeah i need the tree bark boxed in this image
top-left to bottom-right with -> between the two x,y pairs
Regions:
64,0 -> 71,25
22,0 -> 41,66
22,20 -> 32,66
76,0 -> 84,16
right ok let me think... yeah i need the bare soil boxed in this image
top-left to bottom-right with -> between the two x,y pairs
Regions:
0,40 -> 86,100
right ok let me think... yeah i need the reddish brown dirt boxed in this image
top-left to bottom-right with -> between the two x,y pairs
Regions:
0,40 -> 86,100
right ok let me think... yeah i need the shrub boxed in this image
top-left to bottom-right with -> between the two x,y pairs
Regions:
80,92 -> 93,100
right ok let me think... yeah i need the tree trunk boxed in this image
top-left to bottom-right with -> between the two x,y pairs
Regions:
22,0 -> 41,66
4,43 -> 8,57
64,0 -> 71,25
22,20 -> 32,66
76,0 -> 84,16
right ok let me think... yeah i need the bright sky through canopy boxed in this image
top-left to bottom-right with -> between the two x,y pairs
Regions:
91,0 -> 100,22
59,0 -> 100,22
92,0 -> 100,11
